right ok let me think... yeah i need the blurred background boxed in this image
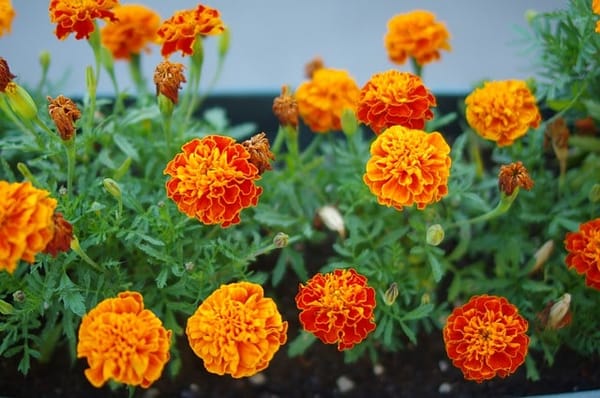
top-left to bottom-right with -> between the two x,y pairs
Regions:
0,0 -> 564,96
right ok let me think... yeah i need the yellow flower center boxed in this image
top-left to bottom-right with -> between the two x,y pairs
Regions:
463,310 -> 513,359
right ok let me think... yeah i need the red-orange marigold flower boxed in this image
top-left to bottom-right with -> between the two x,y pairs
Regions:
42,212 -> 73,257
443,295 -> 529,383
100,4 -> 161,60
295,268 -> 376,351
357,70 -> 436,134
565,218 -> 600,290
465,80 -> 541,147
157,4 -> 225,57
363,125 -> 451,211
0,0 -> 15,37
295,68 -> 360,133
49,0 -> 119,40
77,291 -> 172,388
0,57 -> 15,92
0,181 -> 56,274
186,282 -> 288,378
385,10 -> 451,67
163,135 -> 262,228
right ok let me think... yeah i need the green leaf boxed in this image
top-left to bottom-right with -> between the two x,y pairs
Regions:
401,303 -> 434,321
113,134 -> 140,161
254,209 -> 298,228
427,252 -> 444,283
287,331 -> 317,357
398,321 -> 417,344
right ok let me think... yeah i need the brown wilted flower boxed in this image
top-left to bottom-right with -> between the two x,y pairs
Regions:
153,60 -> 186,105
272,85 -> 298,129
242,132 -> 275,174
498,161 -> 534,196
544,117 -> 569,175
0,57 -> 15,92
305,56 -> 324,79
43,212 -> 73,257
574,117 -> 597,136
47,95 -> 82,141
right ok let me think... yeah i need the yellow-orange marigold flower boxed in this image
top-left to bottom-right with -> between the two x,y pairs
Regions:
443,295 -> 529,383
42,212 -> 73,257
186,281 -> 288,378
594,0 -> 600,32
49,0 -> 119,40
157,4 -> 225,57
0,0 -> 15,37
385,10 -> 451,67
0,181 -> 56,274
363,125 -> 451,211
465,80 -> 541,147
163,135 -> 262,228
565,218 -> 600,290
100,4 -> 161,60
295,68 -> 360,133
295,268 -> 376,351
357,70 -> 436,134
77,291 -> 172,388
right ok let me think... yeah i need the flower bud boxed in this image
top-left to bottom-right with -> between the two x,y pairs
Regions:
530,240 -> 554,274
0,299 -> 14,315
218,27 -> 231,58
426,224 -> 445,246
12,290 -> 25,303
316,205 -> 346,238
39,51 -> 51,72
185,261 -> 195,271
340,108 -> 358,136
102,178 -> 122,200
547,293 -> 572,330
383,282 -> 399,306
4,82 -> 38,121
273,232 -> 289,248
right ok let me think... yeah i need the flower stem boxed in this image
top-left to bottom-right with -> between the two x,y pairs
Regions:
70,235 -> 102,272
64,138 -> 76,197
447,189 -> 520,230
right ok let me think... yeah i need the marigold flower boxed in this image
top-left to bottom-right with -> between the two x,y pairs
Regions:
49,0 -> 119,40
594,0 -> 600,32
272,85 -> 299,129
443,295 -> 530,382
498,161 -> 534,196
565,217 -> 600,290
465,80 -> 541,147
163,135 -> 262,228
363,125 -> 451,211
100,4 -> 161,60
295,68 -> 360,133
77,291 -> 172,388
385,10 -> 451,67
0,57 -> 15,92
295,268 -> 376,351
42,212 -> 73,257
47,95 -> 81,141
157,4 -> 225,57
241,132 -> 275,175
0,0 -> 15,37
357,70 -> 436,134
186,282 -> 288,378
0,181 -> 56,274
153,60 -> 186,105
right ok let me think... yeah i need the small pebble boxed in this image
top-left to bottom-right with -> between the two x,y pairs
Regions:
438,359 -> 449,372
249,372 -> 267,386
373,363 -> 385,376
142,388 -> 160,398
438,382 -> 453,394
336,375 -> 355,393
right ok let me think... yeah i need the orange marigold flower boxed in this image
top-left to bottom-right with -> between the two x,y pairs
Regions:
163,135 -> 262,228
186,281 -> 288,378
0,181 -> 56,274
47,95 -> 81,141
295,68 -> 360,133
100,4 -> 161,60
385,10 -> 451,67
157,4 -> 225,57
272,85 -> 299,129
443,295 -> 530,383
465,80 -> 541,147
0,0 -> 15,37
242,132 -> 275,175
357,70 -> 436,134
363,125 -> 451,211
0,56 -> 15,92
49,0 -> 119,40
295,268 -> 376,351
42,212 -> 73,257
497,161 -> 534,196
565,218 -> 600,290
153,60 -> 186,105
77,291 -> 172,388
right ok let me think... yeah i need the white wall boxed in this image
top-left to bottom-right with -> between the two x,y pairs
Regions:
0,1 -> 565,96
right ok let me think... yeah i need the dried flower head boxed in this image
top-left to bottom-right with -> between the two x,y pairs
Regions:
153,60 -> 186,105
0,57 -> 16,92
163,135 -> 262,228
295,268 -> 376,351
186,282 -> 288,378
100,4 -> 161,60
363,125 -> 451,211
49,0 -> 119,40
0,181 -> 56,274
0,0 -> 15,37
304,56 -> 324,79
47,95 -> 81,141
241,132 -> 275,175
564,217 -> 600,290
443,295 -> 530,382
465,80 -> 541,147
42,212 -> 73,257
385,10 -> 451,66
157,4 -> 225,57
357,70 -> 436,134
544,117 -> 569,175
77,291 -> 172,388
272,85 -> 299,129
498,161 -> 534,196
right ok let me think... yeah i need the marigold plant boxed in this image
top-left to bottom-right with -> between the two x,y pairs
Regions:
186,281 -> 288,378
565,218 -> 600,290
0,0 -> 15,37
48,0 -> 119,40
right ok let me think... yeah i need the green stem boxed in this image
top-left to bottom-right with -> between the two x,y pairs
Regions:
64,138 -> 76,197
183,37 -> 204,127
468,130 -> 484,179
129,53 -> 147,99
447,189 -> 520,230
410,57 -> 423,79
70,235 -> 102,272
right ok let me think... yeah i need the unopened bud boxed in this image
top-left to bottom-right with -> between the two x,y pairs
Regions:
4,82 -> 38,121
383,282 -> 399,306
426,224 -> 445,246
0,299 -> 14,315
421,293 -> 431,305
547,293 -> 572,330
39,51 -> 51,72
218,27 -> 231,58
273,232 -> 289,248
316,205 -> 346,238
102,178 -> 122,199
340,108 -> 358,136
531,240 -> 554,274
525,9 -> 538,25
12,290 -> 25,303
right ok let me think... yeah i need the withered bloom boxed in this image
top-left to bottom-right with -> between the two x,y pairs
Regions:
43,212 -> 73,257
272,85 -> 298,129
242,132 -> 275,174
498,161 -> 534,196
47,95 -> 81,141
305,56 -> 324,79
0,57 -> 15,92
153,60 -> 186,104
544,117 -> 569,175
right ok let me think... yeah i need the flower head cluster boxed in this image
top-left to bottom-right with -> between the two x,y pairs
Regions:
385,10 -> 451,66
49,0 -> 119,40
163,135 -> 263,228
295,268 -> 376,351
1,181 -> 56,274
357,70 -> 436,134
100,4 -> 161,60
363,125 -> 451,211
295,68 -> 360,133
443,295 -> 529,382
77,291 -> 172,388
186,282 -> 288,378
0,0 -> 15,37
564,218 -> 600,290
498,161 -> 534,196
47,95 -> 81,141
157,4 -> 225,57
465,80 -> 541,147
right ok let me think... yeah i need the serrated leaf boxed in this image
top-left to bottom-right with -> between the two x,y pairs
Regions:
156,267 -> 169,288
138,243 -> 171,263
